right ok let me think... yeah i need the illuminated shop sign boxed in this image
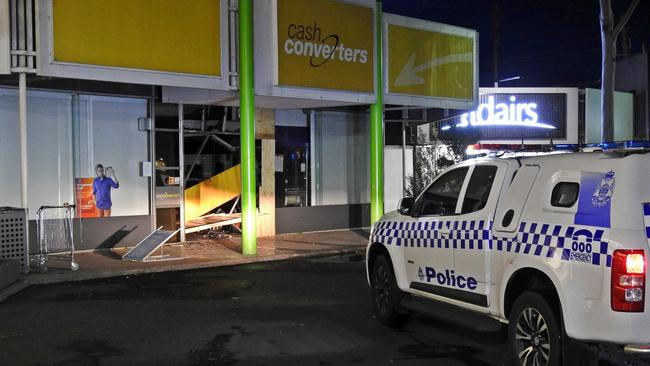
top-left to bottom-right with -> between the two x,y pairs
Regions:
276,0 -> 374,92
441,93 -> 567,140
456,96 -> 552,129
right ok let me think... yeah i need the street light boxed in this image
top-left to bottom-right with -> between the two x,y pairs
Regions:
494,75 -> 522,87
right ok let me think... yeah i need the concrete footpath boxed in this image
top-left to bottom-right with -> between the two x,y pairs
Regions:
0,229 -> 368,301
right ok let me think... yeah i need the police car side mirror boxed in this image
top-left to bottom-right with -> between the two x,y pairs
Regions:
398,197 -> 415,216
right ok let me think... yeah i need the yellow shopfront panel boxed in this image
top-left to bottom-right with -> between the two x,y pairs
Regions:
52,0 -> 221,77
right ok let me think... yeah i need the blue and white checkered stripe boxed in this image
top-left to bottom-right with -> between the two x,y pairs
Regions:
372,220 -> 491,249
371,220 -> 611,267
514,221 -> 610,267
643,203 -> 650,239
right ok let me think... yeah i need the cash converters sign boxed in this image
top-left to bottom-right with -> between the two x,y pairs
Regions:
387,23 -> 475,100
276,0 -> 374,92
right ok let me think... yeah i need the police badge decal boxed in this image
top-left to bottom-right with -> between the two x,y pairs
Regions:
591,171 -> 615,208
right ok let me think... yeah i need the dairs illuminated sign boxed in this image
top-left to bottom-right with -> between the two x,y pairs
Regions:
455,96 -> 553,129
276,0 -> 374,92
441,93 -> 568,140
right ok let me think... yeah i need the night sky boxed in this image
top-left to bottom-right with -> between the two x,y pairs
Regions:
383,0 -> 650,88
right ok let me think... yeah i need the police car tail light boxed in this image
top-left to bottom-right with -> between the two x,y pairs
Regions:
626,253 -> 645,274
611,250 -> 646,312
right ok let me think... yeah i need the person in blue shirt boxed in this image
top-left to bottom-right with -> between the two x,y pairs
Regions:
93,164 -> 120,217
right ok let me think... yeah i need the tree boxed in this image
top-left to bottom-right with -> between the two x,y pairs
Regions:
404,124 -> 480,198
599,0 -> 640,142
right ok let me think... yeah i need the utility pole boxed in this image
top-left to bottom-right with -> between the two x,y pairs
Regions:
492,0 -> 499,87
599,0 -> 640,142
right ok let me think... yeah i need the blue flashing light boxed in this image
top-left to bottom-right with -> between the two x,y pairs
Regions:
584,143 -> 602,148
623,140 -> 650,149
553,144 -> 579,151
601,141 -> 624,150
601,140 -> 650,151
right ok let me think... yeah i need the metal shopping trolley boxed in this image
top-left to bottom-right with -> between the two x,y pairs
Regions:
34,204 -> 78,272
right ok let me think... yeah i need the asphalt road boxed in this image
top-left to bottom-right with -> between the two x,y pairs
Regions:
0,255 -> 645,365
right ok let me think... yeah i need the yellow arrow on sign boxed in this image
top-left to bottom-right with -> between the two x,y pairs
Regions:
395,52 -> 473,87
387,22 -> 475,99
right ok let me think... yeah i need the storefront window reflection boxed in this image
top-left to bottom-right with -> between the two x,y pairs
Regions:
0,88 -> 150,219
73,95 -> 149,218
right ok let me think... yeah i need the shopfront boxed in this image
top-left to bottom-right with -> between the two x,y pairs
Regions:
1,0 -> 479,254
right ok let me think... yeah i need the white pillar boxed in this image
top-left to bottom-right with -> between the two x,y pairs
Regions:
178,104 -> 185,242
19,72 -> 28,209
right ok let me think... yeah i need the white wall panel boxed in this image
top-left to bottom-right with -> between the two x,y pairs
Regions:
0,89 -> 21,206
311,111 -> 370,205
384,146 -> 413,213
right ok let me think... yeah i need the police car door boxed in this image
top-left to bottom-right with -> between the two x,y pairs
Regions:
407,164 -> 472,299
452,161 -> 508,308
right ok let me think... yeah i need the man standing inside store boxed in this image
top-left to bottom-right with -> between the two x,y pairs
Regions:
93,164 -> 120,217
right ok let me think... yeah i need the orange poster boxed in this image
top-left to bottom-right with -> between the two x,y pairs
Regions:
75,178 -> 97,218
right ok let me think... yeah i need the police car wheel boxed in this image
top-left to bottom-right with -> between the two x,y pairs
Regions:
508,291 -> 562,366
371,255 -> 405,327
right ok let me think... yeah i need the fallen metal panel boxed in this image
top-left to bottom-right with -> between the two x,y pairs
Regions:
122,229 -> 179,262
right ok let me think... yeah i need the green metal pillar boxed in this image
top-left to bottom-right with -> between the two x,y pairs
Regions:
370,1 -> 384,224
239,0 -> 257,255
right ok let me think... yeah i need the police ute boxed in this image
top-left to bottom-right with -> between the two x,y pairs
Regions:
366,141 -> 650,365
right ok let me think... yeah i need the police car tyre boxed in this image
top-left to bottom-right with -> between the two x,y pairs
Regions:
508,291 -> 562,366
371,255 -> 406,327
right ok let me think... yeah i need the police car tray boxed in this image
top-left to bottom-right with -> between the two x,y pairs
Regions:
122,227 -> 180,262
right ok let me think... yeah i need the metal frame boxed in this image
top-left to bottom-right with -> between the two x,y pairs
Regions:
179,104 -> 186,242
36,0 -> 231,90
9,0 -> 36,73
382,13 -> 479,110
185,214 -> 242,234
0,0 -> 9,74
183,108 -> 236,185
35,205 -> 78,272
152,101 -> 184,238
149,90 -> 157,232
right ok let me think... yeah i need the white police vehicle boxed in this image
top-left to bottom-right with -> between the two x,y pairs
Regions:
366,141 -> 650,365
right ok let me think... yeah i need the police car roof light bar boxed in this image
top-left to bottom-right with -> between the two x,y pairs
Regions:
466,143 -> 579,155
601,140 -> 650,151
466,140 -> 650,156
